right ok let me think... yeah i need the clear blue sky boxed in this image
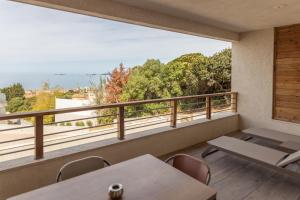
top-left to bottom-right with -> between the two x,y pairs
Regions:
0,0 -> 231,74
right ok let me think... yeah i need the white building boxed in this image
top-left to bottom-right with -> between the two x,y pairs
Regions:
0,93 -> 6,115
55,98 -> 96,125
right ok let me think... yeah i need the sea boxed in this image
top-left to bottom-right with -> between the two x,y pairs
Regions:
0,73 -> 108,90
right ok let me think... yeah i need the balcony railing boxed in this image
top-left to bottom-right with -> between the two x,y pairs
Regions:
0,92 -> 237,161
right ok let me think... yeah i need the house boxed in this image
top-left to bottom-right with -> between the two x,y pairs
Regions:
55,98 -> 96,125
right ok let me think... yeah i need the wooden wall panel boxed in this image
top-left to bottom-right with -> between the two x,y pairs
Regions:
274,24 -> 300,123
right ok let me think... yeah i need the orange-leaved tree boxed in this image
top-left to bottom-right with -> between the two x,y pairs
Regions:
105,63 -> 130,103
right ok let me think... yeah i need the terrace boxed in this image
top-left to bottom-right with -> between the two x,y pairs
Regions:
1,0 -> 300,199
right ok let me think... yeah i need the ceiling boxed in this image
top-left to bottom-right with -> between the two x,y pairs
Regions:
115,0 -> 300,32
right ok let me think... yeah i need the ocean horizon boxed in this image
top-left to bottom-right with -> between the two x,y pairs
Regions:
0,73 -> 108,90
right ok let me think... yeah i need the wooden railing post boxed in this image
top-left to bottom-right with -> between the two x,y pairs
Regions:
34,115 -> 44,159
206,96 -> 211,119
170,100 -> 178,128
231,92 -> 237,112
117,106 -> 125,140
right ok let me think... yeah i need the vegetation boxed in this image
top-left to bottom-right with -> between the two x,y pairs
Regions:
105,63 -> 130,103
1,48 -> 232,124
121,49 -> 231,115
75,121 -> 85,126
66,122 -> 72,126
1,83 -> 25,102
86,120 -> 93,127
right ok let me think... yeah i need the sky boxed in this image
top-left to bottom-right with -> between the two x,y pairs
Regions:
0,0 -> 231,74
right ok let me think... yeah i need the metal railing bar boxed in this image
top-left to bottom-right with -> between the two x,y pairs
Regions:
125,117 -> 170,128
0,142 -> 34,152
125,106 -> 171,114
44,130 -> 117,145
125,120 -> 171,131
46,122 -> 118,136
44,114 -> 118,126
0,120 -> 120,144
125,113 -> 171,122
179,101 -> 206,106
0,129 -> 119,154
212,103 -> 232,108
0,114 -> 169,145
0,92 -> 236,120
44,131 -> 118,148
0,147 -> 34,157
0,92 -> 238,161
212,108 -> 232,113
0,136 -> 35,145
177,108 -> 206,114
0,125 -> 34,133
177,113 -> 207,121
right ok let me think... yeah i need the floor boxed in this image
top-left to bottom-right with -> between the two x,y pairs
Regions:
169,137 -> 300,200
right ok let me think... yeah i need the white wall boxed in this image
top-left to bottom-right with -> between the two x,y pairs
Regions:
232,28 -> 300,135
55,98 -> 96,124
0,93 -> 6,115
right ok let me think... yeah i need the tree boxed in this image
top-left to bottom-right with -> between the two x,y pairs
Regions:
42,81 -> 50,90
121,59 -> 169,116
6,97 -> 25,113
208,48 -> 232,92
105,63 -> 130,103
5,96 -> 36,113
163,53 -> 210,96
90,76 -> 106,105
120,50 -> 232,113
32,92 -> 55,123
1,83 -> 25,102
90,76 -> 115,125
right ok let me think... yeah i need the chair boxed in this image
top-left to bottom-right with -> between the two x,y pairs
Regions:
205,136 -> 300,177
165,154 -> 211,185
56,156 -> 111,182
242,128 -> 300,151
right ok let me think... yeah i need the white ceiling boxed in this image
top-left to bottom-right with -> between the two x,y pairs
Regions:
115,0 -> 300,32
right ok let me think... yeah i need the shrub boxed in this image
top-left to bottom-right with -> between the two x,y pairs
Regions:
66,122 -> 72,126
86,120 -> 93,127
59,122 -> 65,126
75,121 -> 85,126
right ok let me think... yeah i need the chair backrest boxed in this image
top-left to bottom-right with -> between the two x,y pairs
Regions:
56,156 -> 110,182
165,154 -> 211,185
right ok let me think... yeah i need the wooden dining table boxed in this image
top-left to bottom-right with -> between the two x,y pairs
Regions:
8,154 -> 216,200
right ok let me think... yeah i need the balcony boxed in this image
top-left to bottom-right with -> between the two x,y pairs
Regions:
0,92 -> 237,162
0,92 -> 239,199
2,0 -> 300,200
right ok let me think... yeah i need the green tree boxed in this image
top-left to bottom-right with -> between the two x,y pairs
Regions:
121,59 -> 169,117
122,59 -> 167,101
208,48 -> 232,92
6,97 -> 25,113
120,50 -> 232,113
1,83 -> 25,102
163,53 -> 211,96
5,96 -> 36,113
